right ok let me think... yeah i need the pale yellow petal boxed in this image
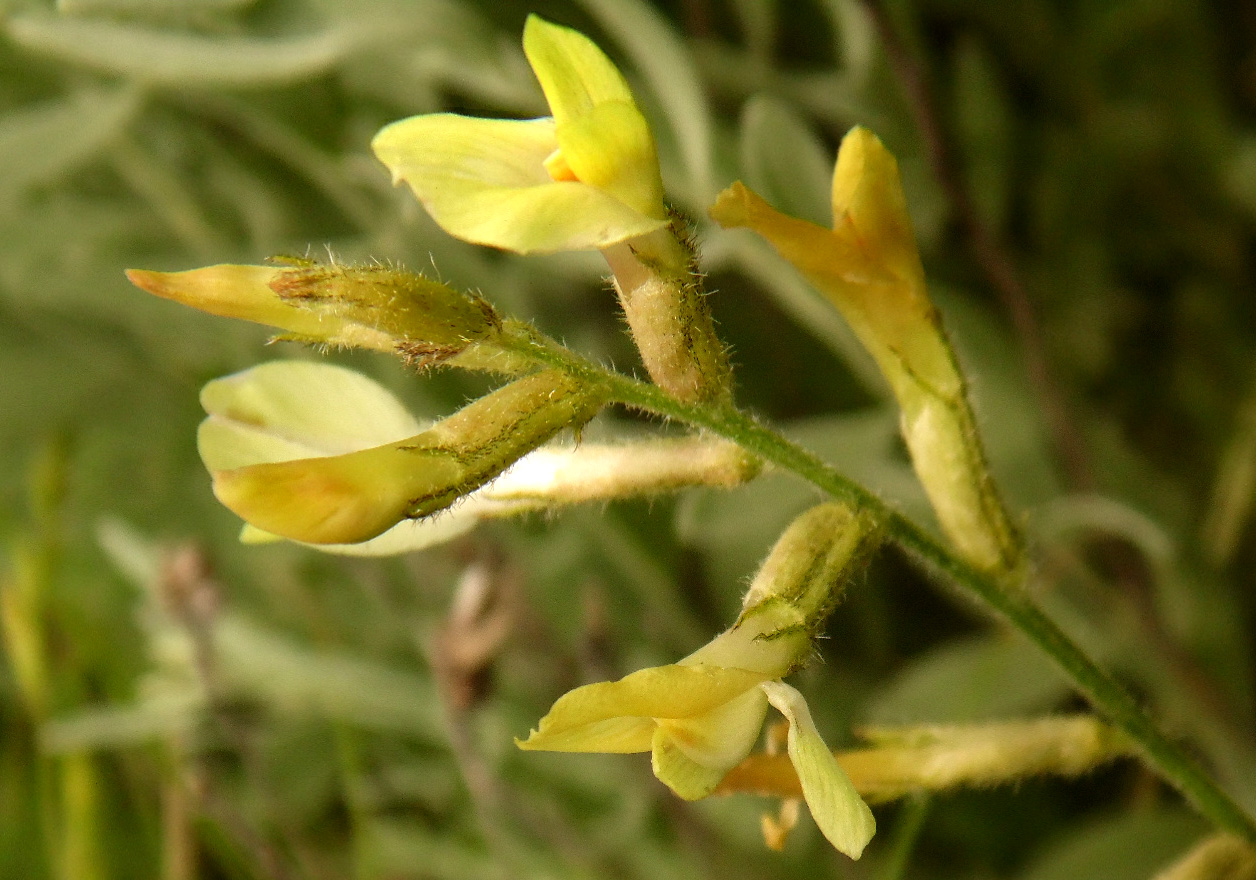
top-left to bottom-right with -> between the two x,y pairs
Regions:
373,113 -> 664,253
709,181 -> 885,288
761,681 -> 875,859
374,113 -> 555,193
239,510 -> 483,558
831,127 -> 921,283
710,180 -> 953,400
517,664 -> 769,753
651,727 -> 730,801
197,361 -> 423,471
212,437 -> 463,545
517,716 -> 657,754
652,684 -> 769,799
657,684 -> 769,768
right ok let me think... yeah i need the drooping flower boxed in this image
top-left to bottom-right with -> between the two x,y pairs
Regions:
710,127 -> 1019,573
206,366 -> 605,545
518,504 -> 879,858
199,361 -> 758,555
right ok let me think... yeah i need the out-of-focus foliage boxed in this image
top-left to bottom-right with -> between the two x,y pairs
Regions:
1,0 -> 1255,878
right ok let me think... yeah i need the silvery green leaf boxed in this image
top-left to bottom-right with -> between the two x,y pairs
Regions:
56,0 -> 256,18
739,95 -> 833,228
0,87 -> 140,206
215,616 -> 442,739
864,632 -> 1071,725
6,14 -> 398,87
41,690 -> 202,753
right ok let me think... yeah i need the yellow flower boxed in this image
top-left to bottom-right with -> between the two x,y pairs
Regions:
200,361 -> 755,555
515,651 -> 875,858
372,14 -> 667,255
518,504 -> 878,858
372,15 -> 731,403
204,365 -> 604,545
711,127 -> 1019,573
710,127 -> 949,399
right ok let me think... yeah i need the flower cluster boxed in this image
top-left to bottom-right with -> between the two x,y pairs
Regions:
124,11 -> 1036,861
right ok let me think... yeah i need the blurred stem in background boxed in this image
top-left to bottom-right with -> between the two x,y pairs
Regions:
1,439 -> 105,880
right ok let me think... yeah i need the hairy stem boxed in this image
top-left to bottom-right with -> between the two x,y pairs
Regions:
502,325 -> 1256,842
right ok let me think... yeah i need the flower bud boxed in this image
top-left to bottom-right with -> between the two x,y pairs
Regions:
845,717 -> 1131,802
266,259 -> 505,369
716,716 -> 1134,805
211,369 -> 605,544
125,264 -> 393,352
126,261 -> 527,373
484,436 -> 759,502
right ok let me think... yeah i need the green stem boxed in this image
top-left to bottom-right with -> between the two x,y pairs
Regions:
503,326 -> 1256,842
878,794 -> 930,880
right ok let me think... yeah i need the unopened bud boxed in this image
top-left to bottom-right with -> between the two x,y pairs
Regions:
212,369 -> 605,544
739,502 -> 880,633
127,261 -> 528,373
125,264 -> 393,352
485,436 -> 759,503
711,128 -> 1020,573
716,716 -> 1133,805
267,258 -> 505,369
904,395 -> 1019,572
844,716 -> 1131,802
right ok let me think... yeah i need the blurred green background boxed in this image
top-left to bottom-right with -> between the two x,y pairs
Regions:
2,0 -> 1256,877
